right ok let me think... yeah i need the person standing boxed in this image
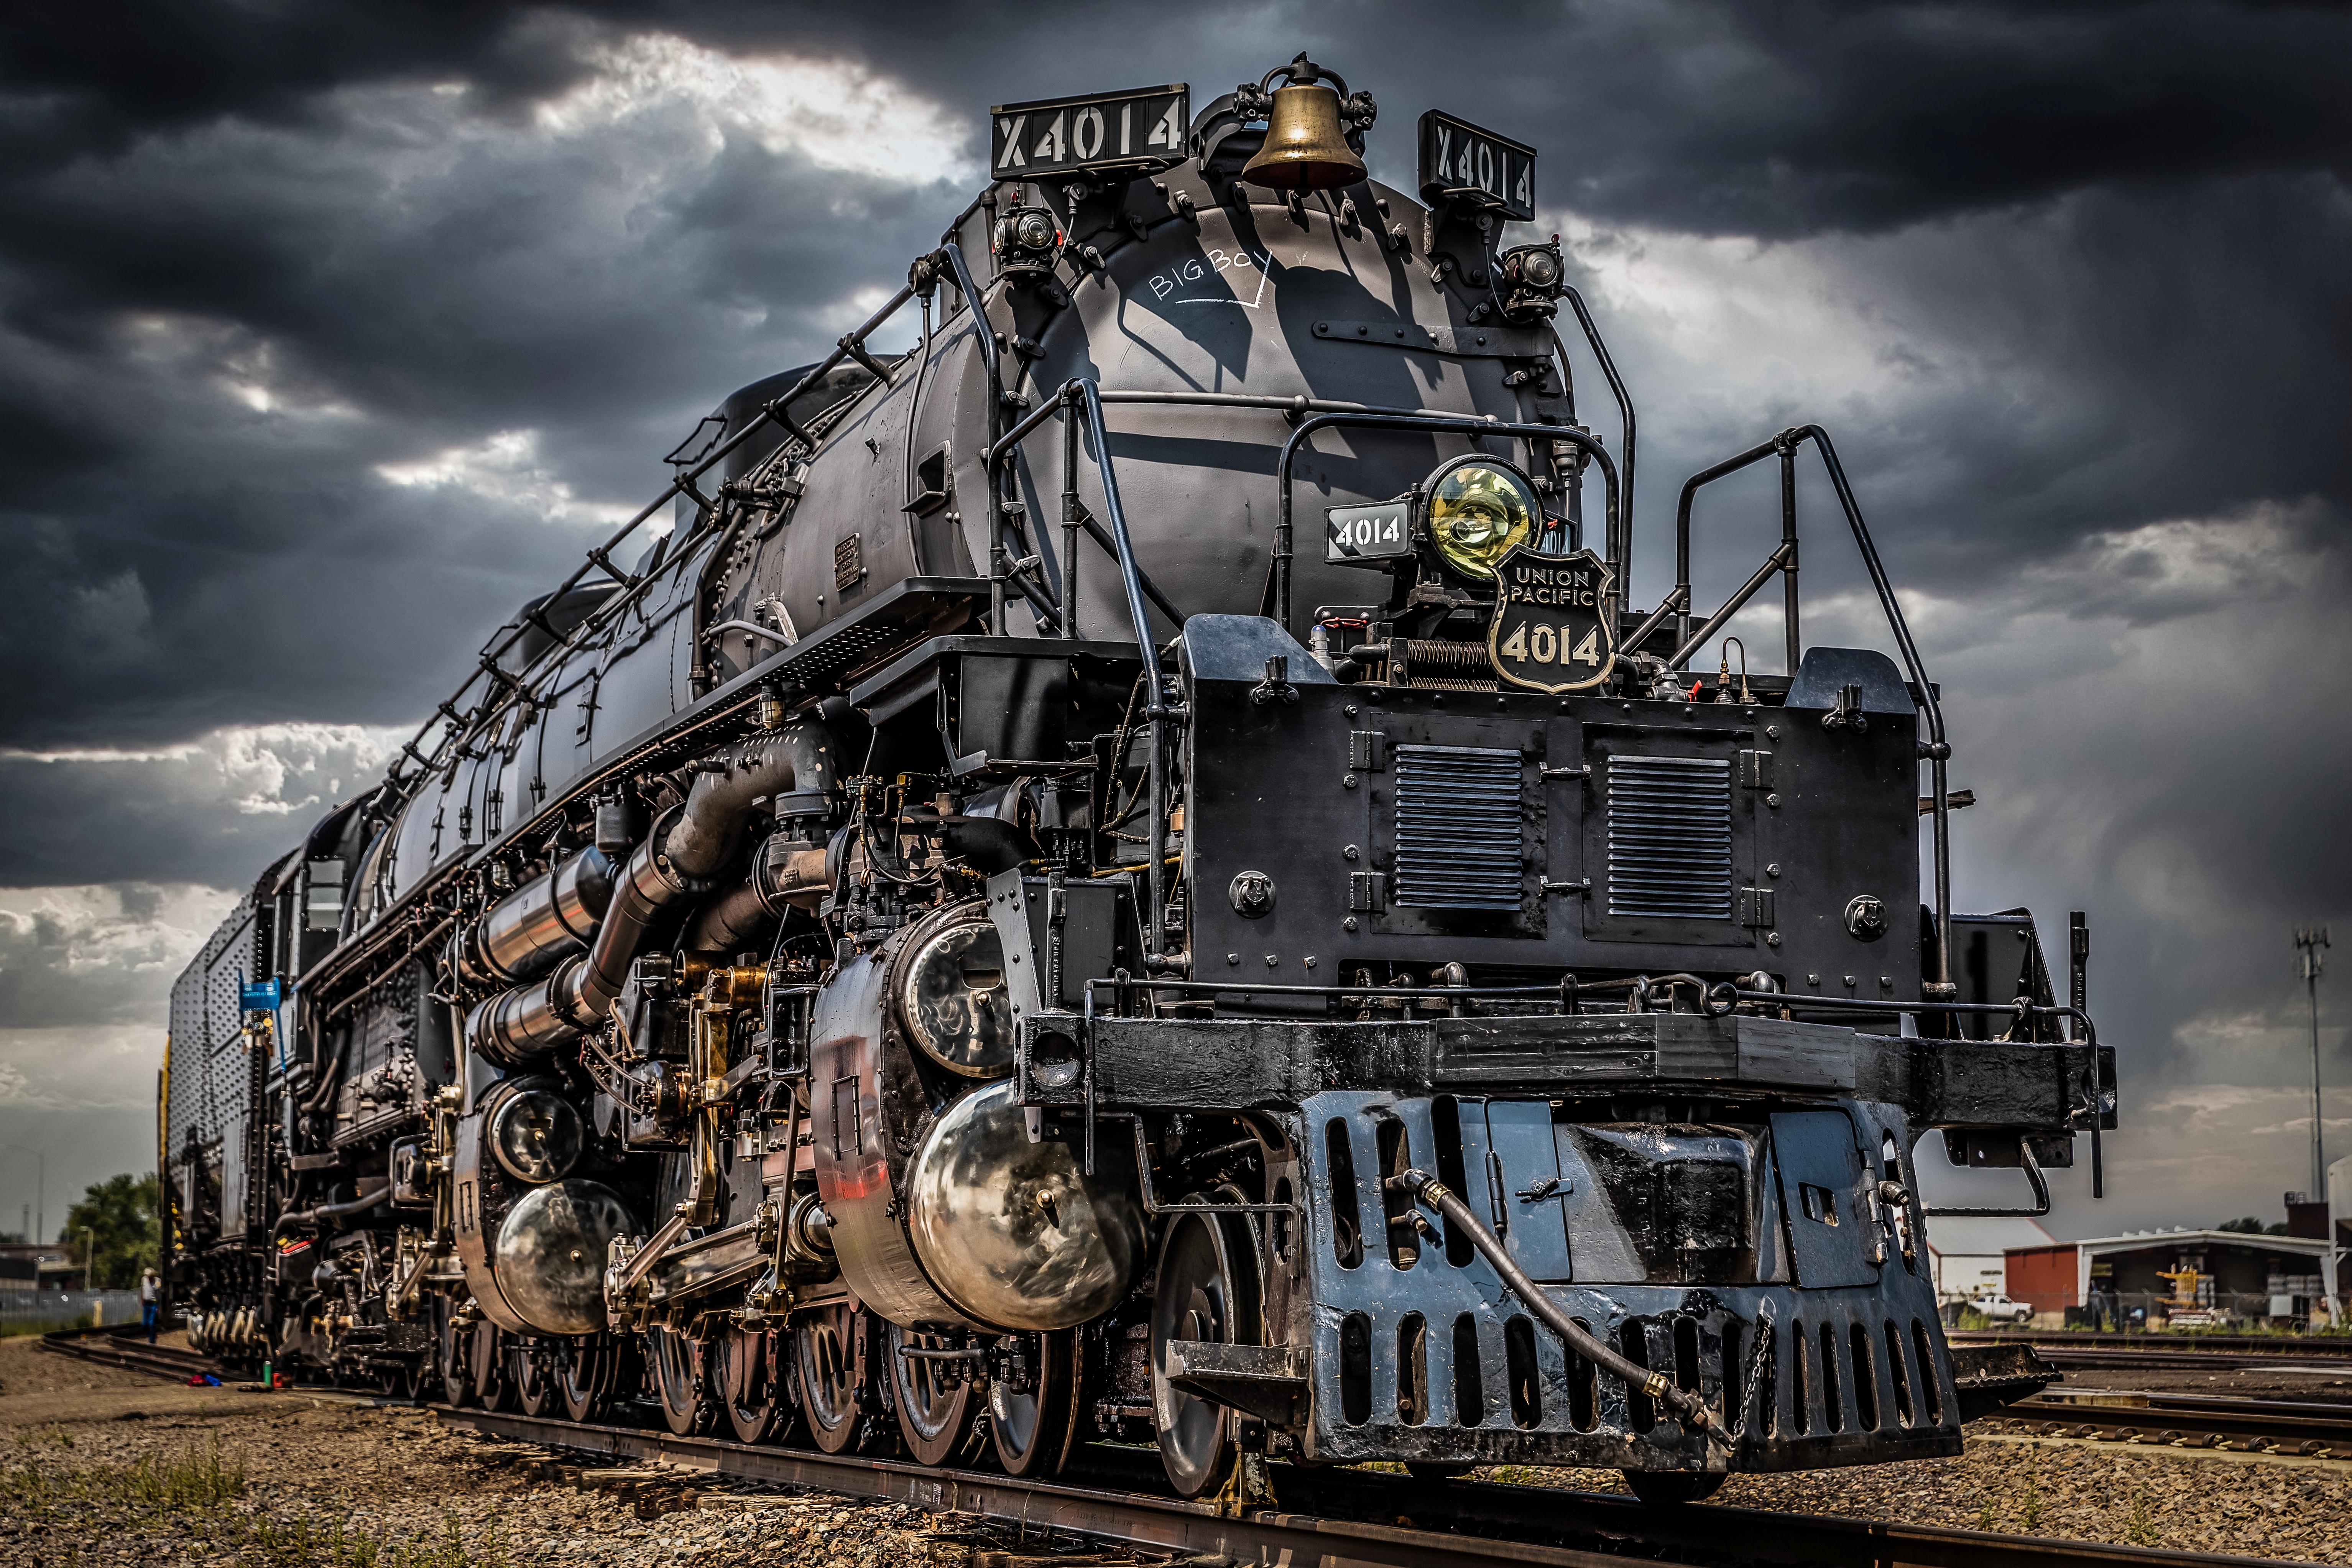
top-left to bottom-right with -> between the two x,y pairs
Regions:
138,1268 -> 162,1345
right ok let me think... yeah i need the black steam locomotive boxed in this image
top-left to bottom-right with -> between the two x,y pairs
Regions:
162,57 -> 2112,1502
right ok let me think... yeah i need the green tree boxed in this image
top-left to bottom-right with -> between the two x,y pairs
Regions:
64,1173 -> 160,1289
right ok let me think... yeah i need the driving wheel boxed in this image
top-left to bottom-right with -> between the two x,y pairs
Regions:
469,1323 -> 513,1412
989,1329 -> 1083,1478
558,1335 -> 621,1424
888,1325 -> 977,1466
795,1302 -> 873,1454
1151,1208 -> 1262,1499
715,1325 -> 787,1445
512,1339 -> 560,1418
646,1324 -> 709,1436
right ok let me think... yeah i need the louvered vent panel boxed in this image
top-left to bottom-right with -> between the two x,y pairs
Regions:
1393,745 -> 1523,910
1606,755 -> 1734,919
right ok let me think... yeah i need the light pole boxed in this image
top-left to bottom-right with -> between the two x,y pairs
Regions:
2300,926 -> 2336,1323
2299,927 -> 2331,1200
0,1146 -> 42,1246
77,1226 -> 94,1291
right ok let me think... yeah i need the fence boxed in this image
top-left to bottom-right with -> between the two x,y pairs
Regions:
0,1289 -> 146,1336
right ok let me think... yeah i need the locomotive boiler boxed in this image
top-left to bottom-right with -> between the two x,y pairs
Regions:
161,55 -> 2113,1502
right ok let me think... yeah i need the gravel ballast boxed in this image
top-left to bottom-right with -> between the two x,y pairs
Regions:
8,1337 -> 2350,1565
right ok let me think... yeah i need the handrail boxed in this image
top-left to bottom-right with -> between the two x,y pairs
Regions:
384,230 -> 1015,817
1675,425 -> 1954,991
1273,413 -> 1619,630
986,376 -> 1180,966
379,274 -> 926,799
1556,288 -> 1635,570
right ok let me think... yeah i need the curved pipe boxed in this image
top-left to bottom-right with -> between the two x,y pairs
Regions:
1391,1168 -> 1727,1446
468,722 -> 839,1063
685,879 -> 775,954
273,1178 -> 392,1238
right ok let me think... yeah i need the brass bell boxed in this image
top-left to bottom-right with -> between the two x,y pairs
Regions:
1241,80 -> 1364,192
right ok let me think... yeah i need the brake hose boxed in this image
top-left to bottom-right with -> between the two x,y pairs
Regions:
1388,1168 -> 1731,1447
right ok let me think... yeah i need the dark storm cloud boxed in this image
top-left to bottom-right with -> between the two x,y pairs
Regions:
0,41 -> 961,750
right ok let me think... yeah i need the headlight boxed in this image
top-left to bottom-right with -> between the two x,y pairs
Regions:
899,915 -> 1016,1077
1425,457 -> 1538,580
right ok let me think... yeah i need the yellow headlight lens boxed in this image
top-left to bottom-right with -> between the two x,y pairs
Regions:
1427,461 -> 1536,580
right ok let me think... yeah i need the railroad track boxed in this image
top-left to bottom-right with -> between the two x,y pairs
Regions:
2000,1390 -> 2352,1457
431,1403 -> 2317,1568
36,1323 -> 219,1382
1953,1334 -> 2352,1358
1953,1333 -> 2352,1375
35,1324 -> 2332,1565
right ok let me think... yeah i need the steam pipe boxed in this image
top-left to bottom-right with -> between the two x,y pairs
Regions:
468,723 -> 839,1065
686,879 -> 776,954
1390,1169 -> 1727,1446
273,1178 -> 392,1238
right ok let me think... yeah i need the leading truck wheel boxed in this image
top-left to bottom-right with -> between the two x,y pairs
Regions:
796,1303 -> 873,1455
990,1330 -> 1083,1478
512,1340 -> 560,1418
434,1302 -> 472,1406
470,1325 -> 514,1412
889,1325 -> 976,1466
646,1325 -> 709,1436
1151,1208 -> 1263,1499
558,1334 -> 620,1424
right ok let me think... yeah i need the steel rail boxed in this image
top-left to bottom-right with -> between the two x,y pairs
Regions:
1953,1332 -> 2352,1358
38,1323 -> 217,1381
429,1404 -> 2305,1568
2002,1392 -> 2352,1455
1995,1348 -> 2352,1376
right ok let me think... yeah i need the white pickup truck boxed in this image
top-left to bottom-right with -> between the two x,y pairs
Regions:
1970,1293 -> 2035,1324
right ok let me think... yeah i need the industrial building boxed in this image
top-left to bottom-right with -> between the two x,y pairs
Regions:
1924,1216 -> 2056,1304
2006,1229 -> 2333,1325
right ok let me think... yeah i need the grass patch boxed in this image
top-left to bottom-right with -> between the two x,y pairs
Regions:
2,1433 -> 244,1522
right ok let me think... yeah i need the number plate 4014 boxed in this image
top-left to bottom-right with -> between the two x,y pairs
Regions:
1325,501 -> 1412,565
1487,545 -> 1616,694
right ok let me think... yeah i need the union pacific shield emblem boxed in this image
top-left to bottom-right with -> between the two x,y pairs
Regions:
1487,545 -> 1615,694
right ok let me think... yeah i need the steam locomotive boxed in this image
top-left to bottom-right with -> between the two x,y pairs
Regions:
161,56 -> 2113,1502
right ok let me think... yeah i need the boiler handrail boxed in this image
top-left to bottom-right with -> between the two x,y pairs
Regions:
1273,412 -> 1619,630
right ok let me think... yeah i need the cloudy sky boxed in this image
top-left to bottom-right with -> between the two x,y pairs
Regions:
0,2 -> 2344,1242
